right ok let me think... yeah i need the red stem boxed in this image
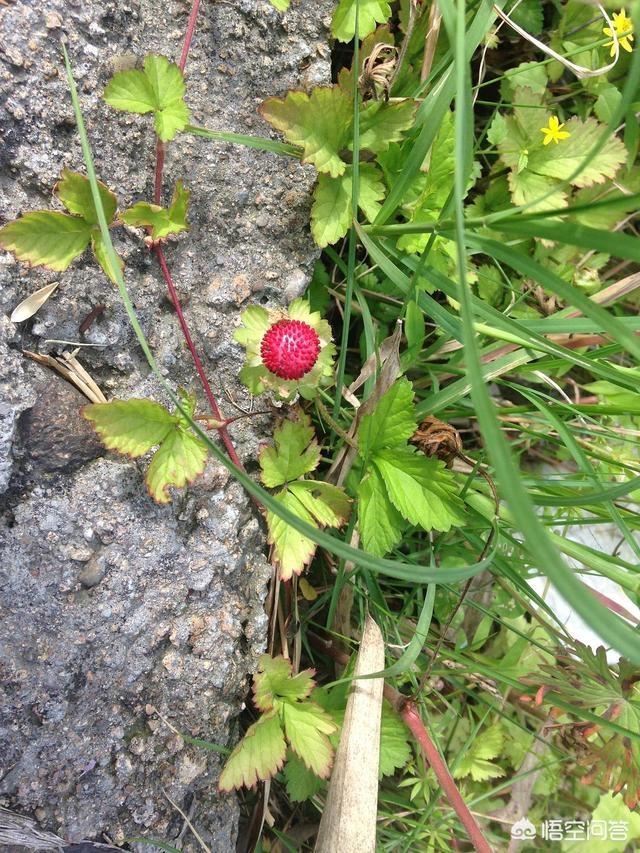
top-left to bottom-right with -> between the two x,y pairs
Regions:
178,0 -> 202,71
154,138 -> 165,205
400,701 -> 493,853
154,245 -> 244,471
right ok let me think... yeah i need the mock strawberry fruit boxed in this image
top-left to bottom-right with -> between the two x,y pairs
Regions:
260,319 -> 321,380
234,299 -> 335,400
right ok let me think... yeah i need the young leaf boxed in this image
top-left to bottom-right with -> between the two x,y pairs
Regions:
452,724 -> 505,782
373,447 -> 465,532
219,710 -> 286,791
104,54 -> 190,142
358,377 -> 417,457
332,0 -> 393,41
259,412 -> 319,488
145,427 -> 208,503
260,87 -> 352,177
358,100 -> 418,153
283,751 -> 324,802
282,700 -> 337,778
121,180 -> 190,241
379,702 -> 411,778
253,654 -> 315,712
0,211 -> 92,271
83,398 -> 176,456
55,168 -> 118,225
357,466 -> 405,557
311,163 -> 386,248
288,481 -> 351,528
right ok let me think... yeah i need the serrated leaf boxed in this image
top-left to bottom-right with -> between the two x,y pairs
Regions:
267,489 -> 319,580
358,377 -> 417,456
509,0 -> 543,35
55,169 -> 118,225
261,87 -> 352,177
253,654 -> 315,712
311,163 -> 386,248
83,398 -> 176,457
259,413 -> 319,487
0,211 -> 92,271
358,100 -> 418,153
104,54 -> 189,142
452,724 -> 506,782
145,426 -> 208,503
526,116 -> 626,187
282,700 -> 337,778
358,466 -> 405,557
373,447 -> 465,532
10,282 -> 59,323
121,180 -> 190,241
379,702 -> 411,778
332,0 -> 393,41
92,229 -> 124,284
283,751 -> 324,802
288,481 -> 351,528
219,710 -> 286,791
508,170 -> 568,213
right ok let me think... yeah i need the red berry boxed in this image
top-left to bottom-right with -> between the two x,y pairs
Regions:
260,319 -> 321,380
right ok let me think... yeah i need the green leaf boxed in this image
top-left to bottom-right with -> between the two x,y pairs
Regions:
373,447 -> 465,532
282,700 -> 337,778
253,654 -> 315,712
121,180 -> 190,240
260,87 -> 352,177
358,466 -> 405,557
219,710 -> 286,791
594,84 -> 623,125
0,211 -> 92,271
104,54 -> 190,142
288,481 -> 351,527
283,751 -> 324,802
526,116 -> 626,187
269,0 -> 290,9
55,169 -> 118,225
268,489 -> 319,580
508,0 -> 543,35
259,412 -> 319,488
358,377 -> 417,456
83,398 -> 176,457
311,163 -> 386,247
332,0 -> 393,41
358,100 -> 418,153
452,724 -> 506,782
379,702 -> 411,778
145,427 -> 208,503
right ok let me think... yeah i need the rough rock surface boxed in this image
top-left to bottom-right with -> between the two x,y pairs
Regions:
0,0 -> 332,848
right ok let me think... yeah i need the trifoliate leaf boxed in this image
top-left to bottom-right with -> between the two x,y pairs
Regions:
373,447 -> 465,532
358,377 -> 417,456
83,398 -> 176,457
259,412 -> 319,488
526,116 -> 626,187
267,489 -> 319,580
311,163 -> 386,248
379,702 -> 411,778
283,751 -> 324,802
0,211 -> 92,272
253,654 -> 315,712
332,0 -> 393,41
358,466 -> 405,557
282,700 -> 337,778
260,87 -> 352,177
288,481 -> 352,527
219,709 -> 286,791
121,180 -> 190,241
104,54 -> 190,141
358,100 -> 418,153
55,169 -> 118,225
452,724 -> 506,782
145,426 -> 208,503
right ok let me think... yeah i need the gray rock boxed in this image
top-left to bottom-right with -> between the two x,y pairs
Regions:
0,0 -> 331,848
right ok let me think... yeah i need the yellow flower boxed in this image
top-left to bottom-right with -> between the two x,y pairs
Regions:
603,9 -> 634,57
540,116 -> 570,146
